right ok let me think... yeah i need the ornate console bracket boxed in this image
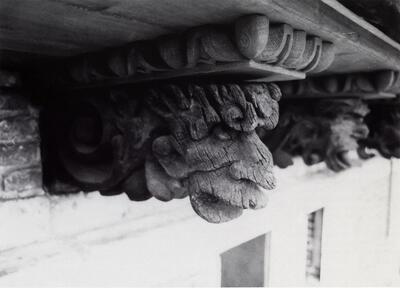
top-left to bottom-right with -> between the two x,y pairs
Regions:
45,14 -> 336,89
43,82 -> 282,223
359,96 -> 400,159
259,98 -> 370,172
269,71 -> 400,166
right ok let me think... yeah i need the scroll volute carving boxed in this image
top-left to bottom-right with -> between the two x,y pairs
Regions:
145,83 -> 281,223
359,97 -> 400,159
44,89 -> 163,201
235,15 -> 270,59
260,99 -> 370,172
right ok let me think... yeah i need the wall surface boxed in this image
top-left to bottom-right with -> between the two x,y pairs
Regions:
0,157 -> 399,286
0,70 -> 43,200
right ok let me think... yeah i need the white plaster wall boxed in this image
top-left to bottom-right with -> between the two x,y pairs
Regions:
0,157 -> 399,286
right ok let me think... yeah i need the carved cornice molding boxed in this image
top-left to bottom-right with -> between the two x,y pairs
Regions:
43,82 -> 281,223
280,70 -> 400,98
51,14 -> 335,85
259,99 -> 370,172
359,96 -> 400,159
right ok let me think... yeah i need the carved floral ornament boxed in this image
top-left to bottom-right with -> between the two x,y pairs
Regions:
43,82 -> 281,223
259,71 -> 400,171
43,79 -> 400,222
258,99 -> 371,172
258,95 -> 400,172
61,14 -> 336,84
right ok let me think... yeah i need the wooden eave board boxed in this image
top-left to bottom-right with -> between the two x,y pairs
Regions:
70,61 -> 305,90
1,0 -> 400,75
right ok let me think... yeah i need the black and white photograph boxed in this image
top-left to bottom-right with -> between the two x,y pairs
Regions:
0,0 -> 399,286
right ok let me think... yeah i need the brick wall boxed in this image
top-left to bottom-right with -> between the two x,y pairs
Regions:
0,69 -> 43,200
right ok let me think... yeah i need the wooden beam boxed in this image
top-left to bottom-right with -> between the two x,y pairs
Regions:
1,0 -> 400,75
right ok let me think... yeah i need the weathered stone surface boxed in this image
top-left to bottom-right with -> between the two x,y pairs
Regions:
0,79 -> 43,200
0,116 -> 39,144
0,141 -> 40,167
145,156 -> 188,202
235,15 -> 270,59
2,166 -> 42,193
145,82 -> 280,223
0,92 -> 33,118
260,99 -> 370,172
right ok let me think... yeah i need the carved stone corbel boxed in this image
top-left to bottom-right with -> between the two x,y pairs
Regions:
259,99 -> 370,172
358,96 -> 400,159
145,83 -> 280,222
43,82 -> 281,223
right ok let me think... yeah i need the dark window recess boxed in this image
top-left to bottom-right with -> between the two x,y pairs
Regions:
306,209 -> 324,283
221,234 -> 270,287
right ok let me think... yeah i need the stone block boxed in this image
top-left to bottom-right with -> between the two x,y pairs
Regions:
2,166 -> 43,194
0,92 -> 34,118
0,142 -> 40,167
0,116 -> 39,144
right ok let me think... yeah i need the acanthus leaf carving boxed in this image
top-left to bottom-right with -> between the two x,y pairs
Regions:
359,96 -> 400,159
259,98 -> 370,172
43,82 -> 281,223
145,83 -> 279,223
